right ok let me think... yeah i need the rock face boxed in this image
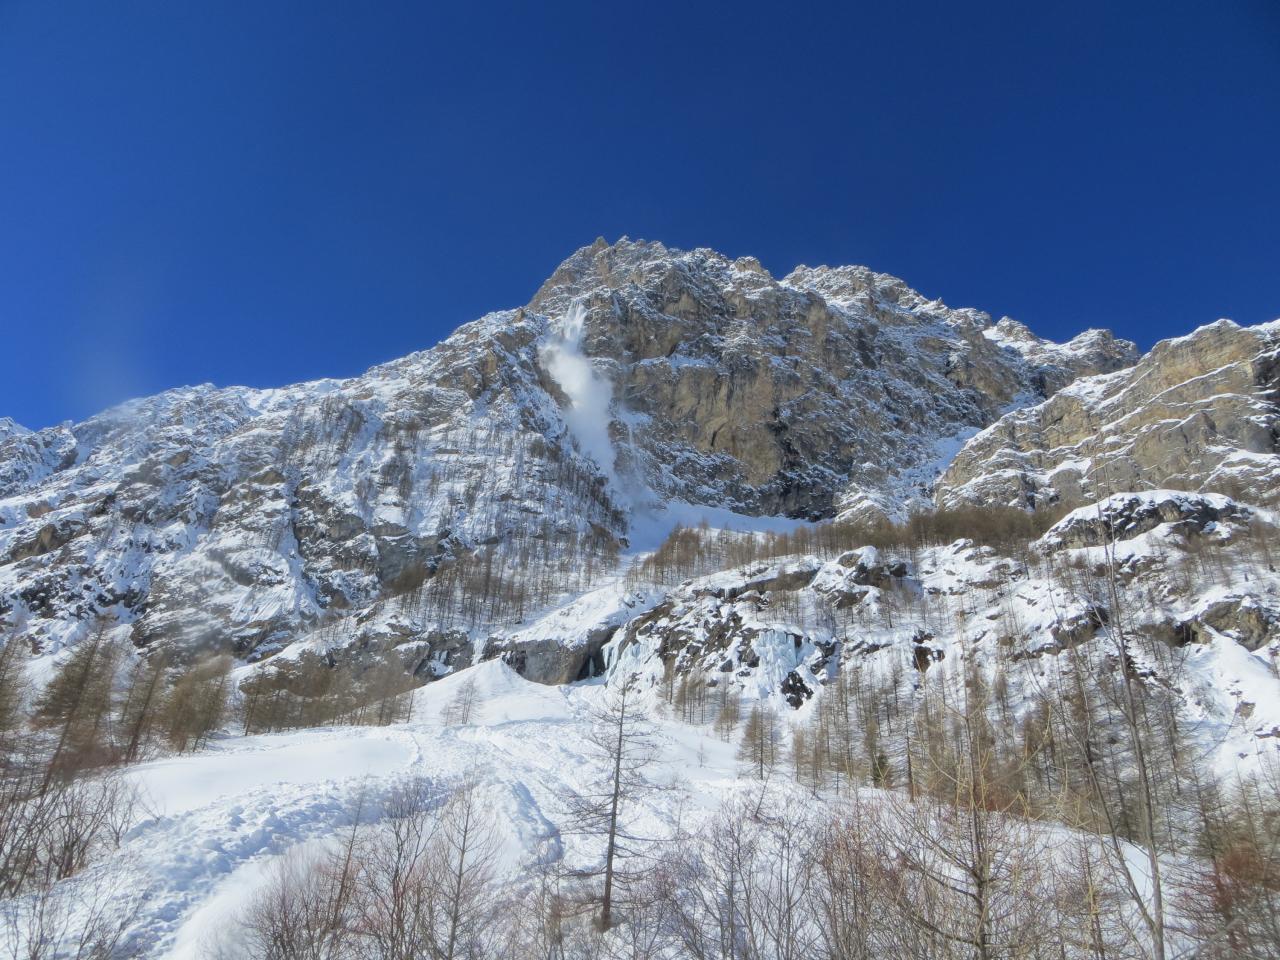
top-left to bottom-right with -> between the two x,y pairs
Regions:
0,418 -> 28,443
536,240 -> 1137,520
0,239 -> 1136,663
935,319 -> 1280,512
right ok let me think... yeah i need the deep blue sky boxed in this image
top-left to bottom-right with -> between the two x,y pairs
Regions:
2,1 -> 1277,429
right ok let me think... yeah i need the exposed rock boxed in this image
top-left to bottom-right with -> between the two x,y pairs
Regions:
533,241 -> 1136,521
1180,595 -> 1280,652
937,319 -> 1280,512
489,624 -> 617,685
722,559 -> 820,599
1017,605 -> 1109,659
0,417 -> 29,442
6,518 -> 88,562
780,670 -> 813,708
812,547 -> 909,608
1038,491 -> 1252,551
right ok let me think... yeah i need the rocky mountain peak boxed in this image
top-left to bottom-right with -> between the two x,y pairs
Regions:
782,262 -> 932,311
0,239 -> 1145,665
521,238 -> 1138,521
0,417 -> 28,441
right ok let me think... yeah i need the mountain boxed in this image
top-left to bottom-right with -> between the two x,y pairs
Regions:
5,240 -> 1279,959
0,417 -> 27,443
0,238 -> 1136,666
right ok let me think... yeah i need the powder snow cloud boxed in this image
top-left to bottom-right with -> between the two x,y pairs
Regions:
539,301 -> 619,489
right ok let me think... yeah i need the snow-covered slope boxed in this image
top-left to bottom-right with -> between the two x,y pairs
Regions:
550,491 -> 1280,766
18,609 -> 1278,958
11,661 -> 765,957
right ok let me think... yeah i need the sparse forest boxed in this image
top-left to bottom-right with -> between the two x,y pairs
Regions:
2,496 -> 1279,958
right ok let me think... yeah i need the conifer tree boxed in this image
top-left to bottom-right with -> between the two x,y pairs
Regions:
0,631 -> 28,746
162,655 -> 231,752
117,648 -> 170,762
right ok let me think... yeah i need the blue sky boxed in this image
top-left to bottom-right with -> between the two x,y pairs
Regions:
1,1 -> 1277,429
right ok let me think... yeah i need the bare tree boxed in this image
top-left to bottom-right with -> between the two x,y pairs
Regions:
712,685 -> 739,742
664,798 -> 761,959
239,844 -> 361,960
563,680 -> 660,932
420,780 -> 500,960
736,704 -> 781,782
1,754 -> 141,901
749,804 -> 820,960
879,786 -> 1055,960
492,855 -> 576,960
352,778 -> 438,960
1175,758 -> 1280,958
665,788 -> 823,960
811,792 -> 889,959
879,655 -> 1057,960
442,678 -> 481,727
1,862 -> 143,960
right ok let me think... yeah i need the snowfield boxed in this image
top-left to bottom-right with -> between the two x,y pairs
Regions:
59,663 -> 719,957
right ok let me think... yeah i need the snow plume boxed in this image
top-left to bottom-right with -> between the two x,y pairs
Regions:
540,301 -> 619,488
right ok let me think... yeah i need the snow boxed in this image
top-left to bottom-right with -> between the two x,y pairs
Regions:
3,240 -> 1277,957
130,729 -> 417,817
15,643 -> 1189,957
2,661 -> 772,954
624,499 -> 813,554
539,301 -> 621,490
1,237 -> 1149,674
79,663 -> 688,956
1050,488 -> 1241,527
0,416 -> 29,440
167,852 -> 280,959
13,530 -> 1278,959
485,578 -> 661,661
1181,624 -> 1280,774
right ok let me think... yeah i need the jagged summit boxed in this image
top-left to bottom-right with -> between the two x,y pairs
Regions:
0,417 -> 28,442
525,238 -> 1137,519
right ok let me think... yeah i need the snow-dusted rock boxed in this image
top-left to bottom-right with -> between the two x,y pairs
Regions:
597,511 -> 1280,762
0,313 -> 625,661
537,239 -> 1136,522
1037,490 -> 1252,551
936,319 -> 1280,511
